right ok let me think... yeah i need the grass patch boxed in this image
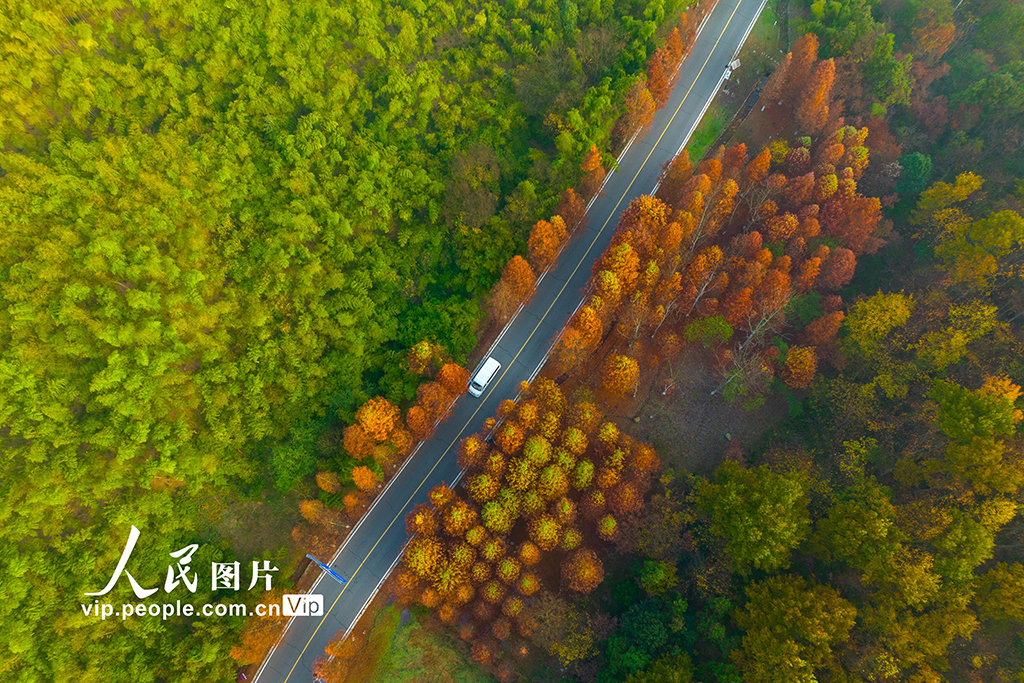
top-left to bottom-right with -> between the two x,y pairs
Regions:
344,605 -> 403,683
685,105 -> 728,161
354,606 -> 491,683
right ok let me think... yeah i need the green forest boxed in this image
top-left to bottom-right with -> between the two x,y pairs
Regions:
2,0 -> 1024,681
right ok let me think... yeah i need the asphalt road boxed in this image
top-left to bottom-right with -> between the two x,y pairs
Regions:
253,0 -> 767,679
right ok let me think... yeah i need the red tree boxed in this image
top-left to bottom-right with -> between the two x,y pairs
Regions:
784,173 -> 816,208
502,255 -> 537,302
417,381 -> 454,421
581,145 -> 606,199
761,52 -> 791,104
657,150 -> 693,209
723,287 -> 753,328
556,189 -> 588,235
802,311 -> 845,346
816,248 -> 856,291
406,405 -> 432,439
786,146 -> 811,176
561,549 -> 605,593
722,143 -> 748,177
796,58 -> 835,134
831,196 -> 882,254
784,33 -> 819,102
731,231 -> 764,260
794,256 -> 821,292
745,147 -> 773,187
438,363 -> 470,396
528,216 -> 568,270
615,80 -> 656,143
647,48 -> 671,107
664,28 -> 684,70
766,213 -> 799,242
343,424 -> 374,459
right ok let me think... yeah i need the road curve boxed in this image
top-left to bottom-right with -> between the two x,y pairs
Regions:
254,0 -> 767,679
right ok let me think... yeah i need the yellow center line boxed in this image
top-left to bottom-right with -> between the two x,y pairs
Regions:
280,2 -> 742,679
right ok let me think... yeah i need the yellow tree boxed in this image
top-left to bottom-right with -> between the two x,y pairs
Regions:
780,346 -> 817,389
600,354 -> 640,398
355,397 -> 400,442
528,216 -> 569,271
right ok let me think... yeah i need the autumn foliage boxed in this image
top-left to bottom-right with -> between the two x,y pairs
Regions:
230,590 -> 288,665
614,80 -> 656,146
398,378 -> 660,672
528,216 -> 569,271
352,466 -> 381,492
796,59 -> 835,134
491,255 -> 538,324
646,49 -> 671,108
600,354 -> 640,398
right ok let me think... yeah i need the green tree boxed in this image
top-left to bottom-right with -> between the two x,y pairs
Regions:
624,653 -> 694,683
732,575 -> 857,683
863,33 -> 914,107
692,461 -> 811,574
896,152 -> 932,196
810,479 -> 902,574
803,0 -> 881,58
605,600 -> 671,677
682,315 -> 733,348
637,559 -> 679,596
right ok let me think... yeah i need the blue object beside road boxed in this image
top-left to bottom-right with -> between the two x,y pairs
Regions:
304,554 -> 347,586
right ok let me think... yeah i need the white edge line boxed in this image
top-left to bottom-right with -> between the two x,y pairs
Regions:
733,0 -> 768,62
342,543 -> 407,637
478,1 -> 733,373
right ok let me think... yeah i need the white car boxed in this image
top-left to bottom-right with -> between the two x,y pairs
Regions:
468,357 -> 501,397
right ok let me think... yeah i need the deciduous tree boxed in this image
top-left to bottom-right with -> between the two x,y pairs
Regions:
817,248 -> 857,290
503,255 -> 537,302
647,50 -> 671,107
601,354 -> 640,398
616,80 -> 657,142
780,346 -> 818,389
562,549 -> 605,593
732,575 -> 857,683
796,59 -> 835,134
529,216 -> 569,271
556,189 -> 588,235
784,33 -> 820,102
693,461 -> 810,573
352,466 -> 381,492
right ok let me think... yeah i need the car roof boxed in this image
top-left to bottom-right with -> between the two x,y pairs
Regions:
478,357 -> 500,374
